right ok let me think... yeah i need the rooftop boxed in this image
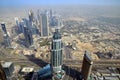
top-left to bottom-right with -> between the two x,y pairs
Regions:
21,67 -> 34,73
53,29 -> 61,39
84,51 -> 93,64
2,62 -> 13,68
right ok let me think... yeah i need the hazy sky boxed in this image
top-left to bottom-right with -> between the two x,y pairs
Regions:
0,0 -> 120,7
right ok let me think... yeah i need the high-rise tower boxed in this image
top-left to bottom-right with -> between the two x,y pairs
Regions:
51,27 -> 65,80
29,10 -> 34,22
23,26 -> 33,47
81,51 -> 93,80
3,34 -> 11,48
15,17 -> 21,32
1,23 -> 11,48
1,23 -> 7,34
40,11 -> 49,37
50,9 -> 53,19
51,28 -> 62,73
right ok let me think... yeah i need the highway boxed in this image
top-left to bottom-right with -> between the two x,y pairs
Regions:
1,58 -> 120,67
1,58 -> 120,80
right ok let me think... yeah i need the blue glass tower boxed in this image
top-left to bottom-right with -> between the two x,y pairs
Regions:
1,23 -> 11,48
1,23 -> 7,34
23,26 -> 33,47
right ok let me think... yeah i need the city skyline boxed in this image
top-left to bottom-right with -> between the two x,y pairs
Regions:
0,0 -> 120,79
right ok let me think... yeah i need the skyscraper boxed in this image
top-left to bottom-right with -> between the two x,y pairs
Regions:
81,51 -> 93,80
1,23 -> 7,34
29,10 -> 34,22
51,28 -> 65,80
23,26 -> 33,47
49,9 -> 53,20
22,18 -> 31,30
51,28 -> 62,73
40,11 -> 49,37
1,23 -> 11,48
3,34 -> 11,48
15,17 -> 21,32
19,20 -> 25,33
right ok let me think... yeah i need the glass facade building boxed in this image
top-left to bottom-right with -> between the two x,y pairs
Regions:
40,12 -> 49,37
51,29 -> 63,73
23,26 -> 33,47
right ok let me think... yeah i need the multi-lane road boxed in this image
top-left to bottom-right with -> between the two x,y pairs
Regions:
1,57 -> 120,68
1,57 -> 120,80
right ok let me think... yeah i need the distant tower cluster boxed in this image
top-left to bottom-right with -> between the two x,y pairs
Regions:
14,10 -> 39,48
14,9 -> 63,38
49,10 -> 63,28
1,23 -> 11,48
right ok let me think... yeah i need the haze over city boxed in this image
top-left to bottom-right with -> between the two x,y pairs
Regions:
1,0 -> 120,6
0,0 -> 120,80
